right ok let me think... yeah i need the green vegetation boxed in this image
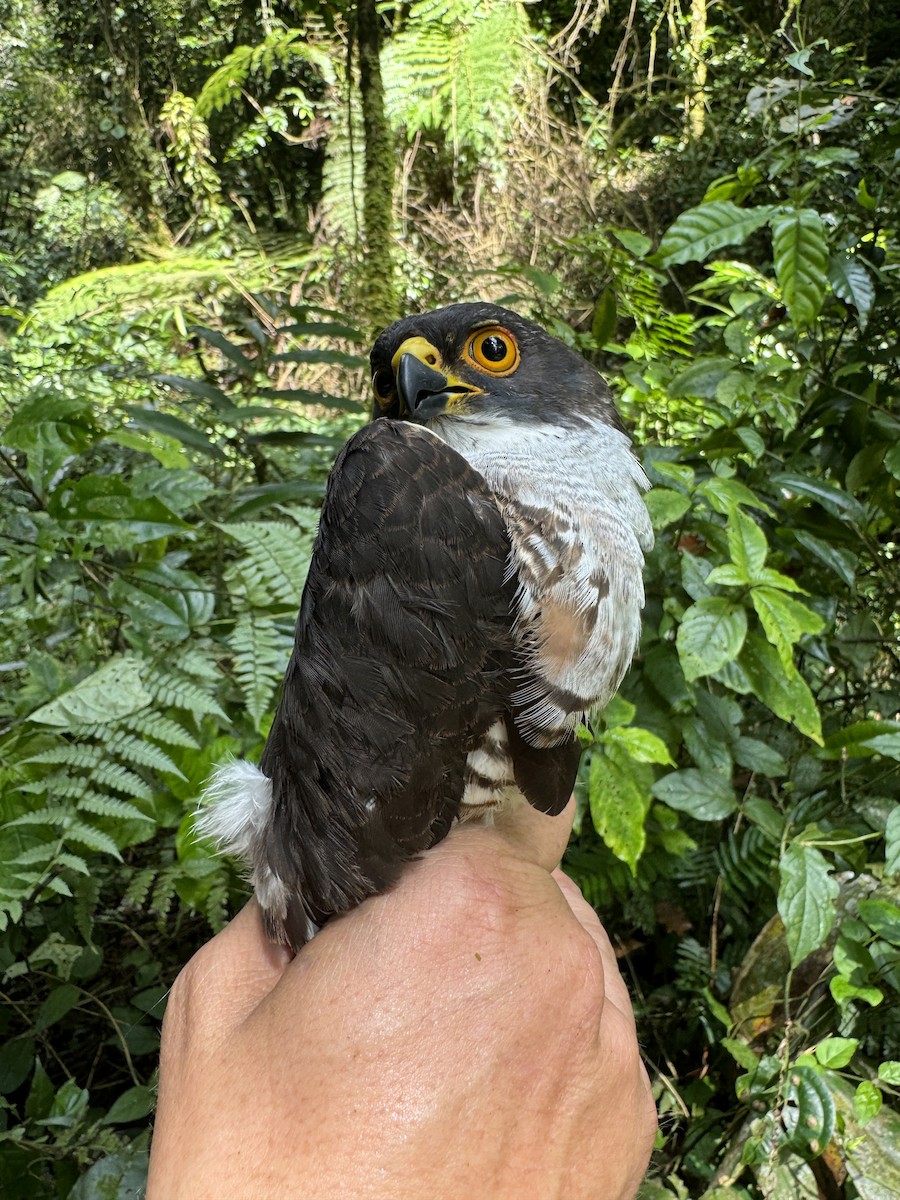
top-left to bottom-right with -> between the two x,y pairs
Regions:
1,1 -> 898,1195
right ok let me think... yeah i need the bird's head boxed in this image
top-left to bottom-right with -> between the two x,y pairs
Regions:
369,302 -> 623,432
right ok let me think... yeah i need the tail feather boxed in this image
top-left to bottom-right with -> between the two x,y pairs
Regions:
196,759 -> 274,857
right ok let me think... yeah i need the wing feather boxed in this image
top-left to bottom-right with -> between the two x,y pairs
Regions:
255,420 -> 515,947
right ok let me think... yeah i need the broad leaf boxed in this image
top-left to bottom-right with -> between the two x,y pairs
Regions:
651,768 -> 737,821
777,843 -> 838,966
751,586 -> 825,667
827,253 -> 875,328
677,597 -> 748,681
771,208 -> 829,328
29,657 -> 151,727
726,509 -> 768,580
737,634 -> 823,743
589,745 -> 650,871
655,201 -> 772,267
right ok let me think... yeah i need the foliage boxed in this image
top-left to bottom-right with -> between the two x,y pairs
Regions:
0,1 -> 898,1197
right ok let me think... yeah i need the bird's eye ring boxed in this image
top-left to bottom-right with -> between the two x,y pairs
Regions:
465,327 -> 519,375
372,367 -> 395,408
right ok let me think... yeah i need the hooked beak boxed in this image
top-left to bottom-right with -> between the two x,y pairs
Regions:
396,354 -> 477,419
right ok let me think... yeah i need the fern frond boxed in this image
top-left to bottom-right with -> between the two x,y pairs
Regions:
103,730 -> 184,778
229,613 -> 291,731
172,647 -> 222,683
144,671 -> 228,721
382,0 -> 538,159
219,520 -> 313,607
25,247 -> 312,329
119,712 -> 200,750
77,795 -> 151,822
62,819 -> 122,859
123,868 -> 156,910
23,745 -> 104,769
90,763 -> 154,802
196,28 -> 334,118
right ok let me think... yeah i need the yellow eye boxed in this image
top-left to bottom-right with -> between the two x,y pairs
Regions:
372,367 -> 395,408
466,327 -> 519,375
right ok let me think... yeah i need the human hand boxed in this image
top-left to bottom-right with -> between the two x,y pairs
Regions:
148,801 -> 657,1199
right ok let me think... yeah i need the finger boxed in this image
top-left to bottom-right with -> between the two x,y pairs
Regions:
486,794 -> 576,871
170,900 -> 293,1039
552,870 -> 637,1027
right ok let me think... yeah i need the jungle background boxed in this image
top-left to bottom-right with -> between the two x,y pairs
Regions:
0,0 -> 898,1195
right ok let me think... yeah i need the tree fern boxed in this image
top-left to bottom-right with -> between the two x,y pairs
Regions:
25,247 -> 312,329
195,28 -> 333,119
382,0 -> 539,161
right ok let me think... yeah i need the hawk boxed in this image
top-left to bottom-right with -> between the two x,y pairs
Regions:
200,303 -> 652,950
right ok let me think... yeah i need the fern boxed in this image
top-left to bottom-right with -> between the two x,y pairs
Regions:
144,669 -> 227,721
103,731 -> 184,778
76,796 -> 150,823
25,247 -> 312,329
229,613 -> 292,732
382,0 -> 538,160
120,712 -> 199,750
195,28 -> 333,118
219,520 -> 313,607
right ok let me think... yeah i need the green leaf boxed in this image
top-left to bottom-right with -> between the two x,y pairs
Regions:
123,406 -> 226,459
153,372 -> 232,410
857,898 -> 900,946
191,325 -> 258,375
721,1036 -> 759,1070
591,288 -> 618,346
0,1037 -> 35,1094
651,768 -> 737,821
35,983 -> 80,1032
726,509 -> 768,580
603,726 -> 674,765
752,586 -> 825,667
273,347 -> 367,367
793,531 -> 857,586
784,1065 -> 835,1157
828,253 -> 875,329
699,476 -> 774,516
878,1061 -> 900,1085
777,844 -> 839,967
786,47 -> 814,75
733,736 -> 787,777
644,487 -> 691,530
830,976 -> 883,1008
28,657 -> 152,727
820,720 -> 900,759
854,1080 -> 883,1126
67,1148 -> 150,1199
886,807 -> 900,877
771,471 -> 866,523
588,745 -> 650,871
669,357 -> 735,398
738,634 -> 822,743
99,1084 -> 155,1125
864,732 -> 900,759
655,201 -> 773,267
814,1037 -> 858,1069
677,598 -> 748,681
771,208 -> 829,328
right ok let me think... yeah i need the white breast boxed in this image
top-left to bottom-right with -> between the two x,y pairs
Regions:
435,413 -> 652,746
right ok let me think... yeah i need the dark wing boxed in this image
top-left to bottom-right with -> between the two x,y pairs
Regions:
258,419 -> 515,948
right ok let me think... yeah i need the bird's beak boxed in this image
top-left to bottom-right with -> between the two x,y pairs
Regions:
391,338 -> 481,419
396,355 -> 458,419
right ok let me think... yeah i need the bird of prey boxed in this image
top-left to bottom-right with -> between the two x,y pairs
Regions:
200,302 -> 652,950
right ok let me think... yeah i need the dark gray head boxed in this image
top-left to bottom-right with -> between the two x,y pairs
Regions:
369,302 -> 622,431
